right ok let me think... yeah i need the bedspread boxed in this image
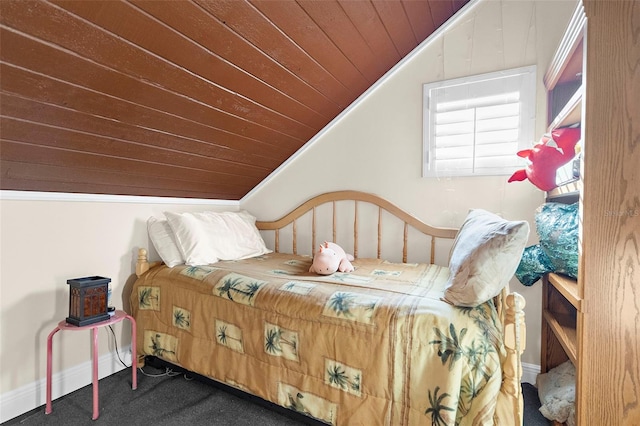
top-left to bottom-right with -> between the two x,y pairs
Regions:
131,253 -> 506,425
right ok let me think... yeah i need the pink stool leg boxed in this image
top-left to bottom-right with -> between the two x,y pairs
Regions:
45,327 -> 61,415
128,315 -> 137,390
92,327 -> 99,420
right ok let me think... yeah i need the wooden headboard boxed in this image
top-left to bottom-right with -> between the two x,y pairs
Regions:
135,190 -> 457,276
256,190 -> 458,265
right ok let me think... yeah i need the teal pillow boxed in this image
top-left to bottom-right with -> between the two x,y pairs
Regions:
536,202 -> 579,279
515,244 -> 554,286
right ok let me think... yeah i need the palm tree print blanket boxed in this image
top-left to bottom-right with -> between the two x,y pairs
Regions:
131,253 -> 506,425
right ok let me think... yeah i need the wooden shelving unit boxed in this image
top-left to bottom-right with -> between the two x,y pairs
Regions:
541,0 -> 584,366
541,272 -> 579,374
547,272 -> 580,310
546,181 -> 579,204
547,86 -> 582,132
542,310 -> 577,364
540,2 -> 640,425
542,271 -> 580,371
539,4 -> 584,425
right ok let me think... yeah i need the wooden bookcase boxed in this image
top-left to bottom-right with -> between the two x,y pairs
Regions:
540,1 -> 584,379
540,1 -> 640,425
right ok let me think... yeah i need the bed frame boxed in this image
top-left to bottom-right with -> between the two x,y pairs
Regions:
135,190 -> 526,425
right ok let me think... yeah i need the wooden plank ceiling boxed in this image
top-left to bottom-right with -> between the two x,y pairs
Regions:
0,0 -> 469,200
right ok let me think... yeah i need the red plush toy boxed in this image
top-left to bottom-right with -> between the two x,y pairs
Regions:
508,127 -> 581,191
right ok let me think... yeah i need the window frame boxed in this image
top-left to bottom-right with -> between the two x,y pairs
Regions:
422,65 -> 537,178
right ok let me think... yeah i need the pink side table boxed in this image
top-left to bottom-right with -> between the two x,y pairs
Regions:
46,310 -> 137,420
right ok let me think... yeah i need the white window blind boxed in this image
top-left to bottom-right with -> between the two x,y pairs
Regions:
423,65 -> 536,177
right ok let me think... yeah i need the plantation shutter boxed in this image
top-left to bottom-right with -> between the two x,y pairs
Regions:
423,66 -> 535,177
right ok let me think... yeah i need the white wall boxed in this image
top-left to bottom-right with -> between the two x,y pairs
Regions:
0,193 -> 237,421
242,0 -> 577,367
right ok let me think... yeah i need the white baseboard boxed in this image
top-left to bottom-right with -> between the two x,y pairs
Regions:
522,362 -> 541,385
0,346 -> 132,424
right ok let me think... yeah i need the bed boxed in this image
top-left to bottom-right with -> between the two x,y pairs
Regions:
131,190 -> 528,425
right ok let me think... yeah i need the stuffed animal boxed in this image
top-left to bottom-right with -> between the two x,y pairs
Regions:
508,127 -> 581,191
309,241 -> 355,275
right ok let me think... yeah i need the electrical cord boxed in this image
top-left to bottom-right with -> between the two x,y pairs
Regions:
108,324 -> 129,369
107,324 -> 189,380
138,366 -> 182,378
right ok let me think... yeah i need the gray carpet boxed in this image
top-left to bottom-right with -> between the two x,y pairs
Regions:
3,360 -> 550,425
522,382 -> 551,425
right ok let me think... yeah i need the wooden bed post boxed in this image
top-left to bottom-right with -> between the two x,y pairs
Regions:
135,248 -> 161,278
135,248 -> 149,278
502,292 -> 526,426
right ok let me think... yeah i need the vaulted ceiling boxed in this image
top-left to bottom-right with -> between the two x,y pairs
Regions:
0,0 -> 469,200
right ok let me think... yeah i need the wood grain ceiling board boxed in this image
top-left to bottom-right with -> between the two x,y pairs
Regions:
1,159 -> 249,199
372,0 -> 421,58
0,64 -> 289,163
296,1 -> 391,83
229,0 -> 370,102
130,0 -> 338,120
1,2 -> 312,141
0,0 -> 469,200
1,92 -> 278,171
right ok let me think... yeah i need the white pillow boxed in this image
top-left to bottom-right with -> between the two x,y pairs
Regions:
165,210 -> 271,266
444,209 -> 530,307
147,217 -> 184,267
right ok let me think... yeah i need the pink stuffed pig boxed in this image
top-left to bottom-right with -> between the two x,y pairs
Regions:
309,241 -> 355,275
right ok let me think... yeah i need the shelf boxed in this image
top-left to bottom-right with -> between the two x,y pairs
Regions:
543,309 -> 578,366
548,273 -> 581,310
543,2 -> 586,90
548,86 -> 582,131
544,1 -> 584,134
547,184 -> 579,204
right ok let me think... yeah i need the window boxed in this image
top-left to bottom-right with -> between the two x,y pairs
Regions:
422,65 -> 536,177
